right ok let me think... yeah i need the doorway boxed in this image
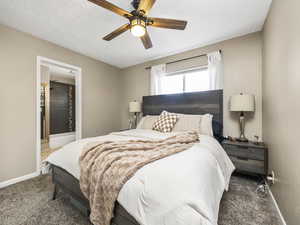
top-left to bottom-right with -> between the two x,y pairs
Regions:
36,57 -> 82,174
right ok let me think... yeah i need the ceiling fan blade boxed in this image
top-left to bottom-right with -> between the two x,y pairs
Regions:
103,24 -> 130,41
149,18 -> 187,30
138,0 -> 157,15
88,0 -> 132,18
140,31 -> 153,49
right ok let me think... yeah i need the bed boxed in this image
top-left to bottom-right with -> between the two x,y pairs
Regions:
45,90 -> 235,225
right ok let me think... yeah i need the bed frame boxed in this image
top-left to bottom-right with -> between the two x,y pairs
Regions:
51,165 -> 139,225
51,89 -> 223,225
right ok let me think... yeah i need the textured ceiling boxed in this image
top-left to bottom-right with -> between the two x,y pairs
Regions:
0,0 -> 272,68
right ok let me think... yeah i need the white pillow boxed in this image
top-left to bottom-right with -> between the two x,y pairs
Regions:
173,113 -> 214,136
136,116 -> 146,129
136,115 -> 159,129
199,114 -> 214,136
172,114 -> 201,133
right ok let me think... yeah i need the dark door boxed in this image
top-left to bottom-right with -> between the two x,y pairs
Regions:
50,81 -> 75,134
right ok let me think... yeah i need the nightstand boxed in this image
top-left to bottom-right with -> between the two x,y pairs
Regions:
222,140 -> 268,178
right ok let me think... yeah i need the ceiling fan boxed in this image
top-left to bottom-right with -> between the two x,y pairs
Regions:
88,0 -> 188,49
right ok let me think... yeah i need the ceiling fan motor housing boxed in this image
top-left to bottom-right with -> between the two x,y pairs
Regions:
129,11 -> 153,26
130,16 -> 147,27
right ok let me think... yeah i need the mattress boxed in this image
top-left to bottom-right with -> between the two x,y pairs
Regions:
45,129 -> 235,225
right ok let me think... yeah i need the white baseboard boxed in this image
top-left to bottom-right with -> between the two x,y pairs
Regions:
268,187 -> 287,225
0,172 -> 40,189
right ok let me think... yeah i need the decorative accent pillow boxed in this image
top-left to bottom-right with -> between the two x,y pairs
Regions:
152,111 -> 178,133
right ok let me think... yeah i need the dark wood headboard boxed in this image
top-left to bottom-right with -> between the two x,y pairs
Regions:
142,90 -> 223,141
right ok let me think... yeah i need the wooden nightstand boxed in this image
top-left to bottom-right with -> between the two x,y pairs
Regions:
222,140 -> 268,178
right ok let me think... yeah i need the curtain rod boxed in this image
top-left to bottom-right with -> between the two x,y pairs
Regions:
145,50 -> 222,70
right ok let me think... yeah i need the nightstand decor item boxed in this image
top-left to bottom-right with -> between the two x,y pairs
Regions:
129,101 -> 141,128
230,93 -> 255,142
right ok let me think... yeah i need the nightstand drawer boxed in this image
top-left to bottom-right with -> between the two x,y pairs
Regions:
223,144 -> 265,161
230,156 -> 265,175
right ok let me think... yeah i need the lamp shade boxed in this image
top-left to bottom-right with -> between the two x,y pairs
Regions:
129,101 -> 141,113
230,94 -> 255,112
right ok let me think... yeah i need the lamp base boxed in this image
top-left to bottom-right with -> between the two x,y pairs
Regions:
238,112 -> 249,142
133,112 -> 139,129
236,137 -> 249,142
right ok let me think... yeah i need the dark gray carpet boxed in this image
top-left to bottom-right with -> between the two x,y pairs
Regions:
0,175 -> 281,225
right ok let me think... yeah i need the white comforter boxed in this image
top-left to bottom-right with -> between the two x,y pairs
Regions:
46,129 -> 235,225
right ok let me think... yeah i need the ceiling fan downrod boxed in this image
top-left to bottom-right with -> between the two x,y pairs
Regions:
131,0 -> 140,10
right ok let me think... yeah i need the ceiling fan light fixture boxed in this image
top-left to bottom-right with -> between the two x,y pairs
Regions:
130,18 -> 146,37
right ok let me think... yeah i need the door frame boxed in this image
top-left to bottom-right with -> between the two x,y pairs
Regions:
36,56 -> 82,174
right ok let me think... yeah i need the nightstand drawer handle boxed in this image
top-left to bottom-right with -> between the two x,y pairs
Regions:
236,156 -> 249,161
239,146 -> 249,149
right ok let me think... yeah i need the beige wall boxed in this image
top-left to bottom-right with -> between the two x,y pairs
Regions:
0,24 -> 122,182
41,65 -> 50,84
120,32 -> 263,141
262,0 -> 300,224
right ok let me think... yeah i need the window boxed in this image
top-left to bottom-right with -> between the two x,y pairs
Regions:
160,67 -> 210,94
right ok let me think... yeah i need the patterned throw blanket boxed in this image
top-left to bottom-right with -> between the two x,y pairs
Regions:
79,131 -> 199,225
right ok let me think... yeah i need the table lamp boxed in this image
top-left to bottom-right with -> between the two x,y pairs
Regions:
230,93 -> 255,142
129,101 -> 141,128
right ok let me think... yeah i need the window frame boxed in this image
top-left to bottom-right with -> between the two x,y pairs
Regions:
163,66 -> 209,93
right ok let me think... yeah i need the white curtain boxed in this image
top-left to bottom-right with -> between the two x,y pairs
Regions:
150,64 -> 167,95
207,51 -> 223,90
